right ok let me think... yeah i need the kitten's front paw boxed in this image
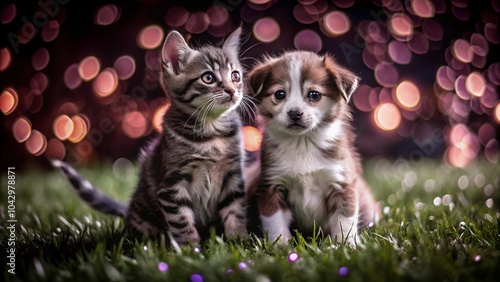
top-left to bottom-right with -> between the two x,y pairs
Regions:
225,227 -> 248,240
224,218 -> 248,240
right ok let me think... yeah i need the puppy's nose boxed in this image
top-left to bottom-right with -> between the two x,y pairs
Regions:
224,88 -> 235,97
287,110 -> 303,122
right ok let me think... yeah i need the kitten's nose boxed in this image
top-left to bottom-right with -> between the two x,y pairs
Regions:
224,88 -> 235,97
287,110 -> 303,122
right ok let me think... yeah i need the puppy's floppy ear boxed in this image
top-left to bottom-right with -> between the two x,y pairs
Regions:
248,62 -> 273,98
324,54 -> 360,102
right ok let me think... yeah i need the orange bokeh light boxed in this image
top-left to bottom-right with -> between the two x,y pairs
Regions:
25,130 -> 47,156
242,126 -> 263,152
390,14 -> 413,39
374,103 -> 401,131
53,114 -> 74,140
92,68 -> 119,97
396,81 -> 420,109
123,111 -> 147,138
137,25 -> 164,49
12,117 -> 32,142
0,87 -> 18,115
152,103 -> 170,132
323,11 -> 350,36
253,17 -> 280,43
78,56 -> 101,81
0,47 -> 12,71
68,115 -> 89,143
446,145 -> 471,168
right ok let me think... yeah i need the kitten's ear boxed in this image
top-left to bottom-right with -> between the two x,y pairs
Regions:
161,31 -> 192,74
222,27 -> 242,60
323,54 -> 359,102
248,61 -> 272,99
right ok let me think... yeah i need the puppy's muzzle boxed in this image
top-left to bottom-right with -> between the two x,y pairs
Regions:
287,110 -> 303,122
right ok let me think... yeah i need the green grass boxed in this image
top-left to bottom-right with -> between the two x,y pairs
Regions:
1,159 -> 499,281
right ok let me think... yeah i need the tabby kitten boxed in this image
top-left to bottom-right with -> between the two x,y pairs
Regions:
53,28 -> 248,244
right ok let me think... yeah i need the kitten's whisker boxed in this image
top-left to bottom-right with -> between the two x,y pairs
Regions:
240,42 -> 260,58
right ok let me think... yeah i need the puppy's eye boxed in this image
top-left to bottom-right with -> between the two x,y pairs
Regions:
308,91 -> 321,101
274,90 -> 286,100
201,72 -> 216,84
231,71 -> 241,82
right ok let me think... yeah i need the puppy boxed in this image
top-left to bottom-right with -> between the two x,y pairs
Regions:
248,51 -> 380,245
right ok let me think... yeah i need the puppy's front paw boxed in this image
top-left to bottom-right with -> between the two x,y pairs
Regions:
224,225 -> 248,240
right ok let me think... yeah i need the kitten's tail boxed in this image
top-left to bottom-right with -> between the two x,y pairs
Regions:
51,160 -> 128,217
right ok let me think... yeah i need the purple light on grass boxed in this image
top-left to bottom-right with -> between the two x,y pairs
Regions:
288,252 -> 299,262
158,262 -> 169,272
339,266 -> 349,276
238,262 -> 248,270
190,274 -> 204,282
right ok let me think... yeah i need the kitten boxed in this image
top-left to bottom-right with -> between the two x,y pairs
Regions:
248,51 -> 380,245
53,28 -> 248,244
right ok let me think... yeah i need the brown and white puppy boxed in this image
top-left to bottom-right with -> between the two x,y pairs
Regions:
248,51 -> 380,245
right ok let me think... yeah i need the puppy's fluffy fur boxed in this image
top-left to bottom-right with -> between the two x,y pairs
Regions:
248,51 -> 380,244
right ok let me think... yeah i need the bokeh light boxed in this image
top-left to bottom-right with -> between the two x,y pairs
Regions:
165,6 -> 189,27
253,17 -> 280,43
242,126 -> 263,152
207,5 -> 228,27
452,39 -> 473,63
41,20 -> 60,42
53,114 -> 74,140
465,72 -> 486,97
411,0 -> 435,18
30,72 -> 49,95
45,138 -> 66,160
0,47 -> 12,71
152,103 -> 170,132
0,87 -> 18,115
92,68 -> 119,97
114,56 -> 136,80
78,56 -> 101,81
294,30 -> 322,52
137,25 -> 164,49
25,130 -> 47,156
95,4 -> 120,25
389,13 -> 413,39
12,117 -> 32,143
123,111 -> 147,138
1,3 -> 16,24
374,63 -> 399,87
494,103 -> 500,124
323,11 -> 350,36
395,81 -> 420,109
185,12 -> 210,34
388,41 -> 412,64
64,64 -> 82,90
374,103 -> 401,131
68,115 -> 89,143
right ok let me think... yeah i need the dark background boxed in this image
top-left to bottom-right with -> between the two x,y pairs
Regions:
1,0 -> 499,170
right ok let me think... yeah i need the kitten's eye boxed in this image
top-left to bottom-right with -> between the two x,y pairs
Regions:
274,90 -> 286,100
231,71 -> 241,82
308,91 -> 321,101
201,72 -> 216,84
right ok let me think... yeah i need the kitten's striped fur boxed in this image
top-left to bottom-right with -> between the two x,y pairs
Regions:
53,28 -> 249,244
